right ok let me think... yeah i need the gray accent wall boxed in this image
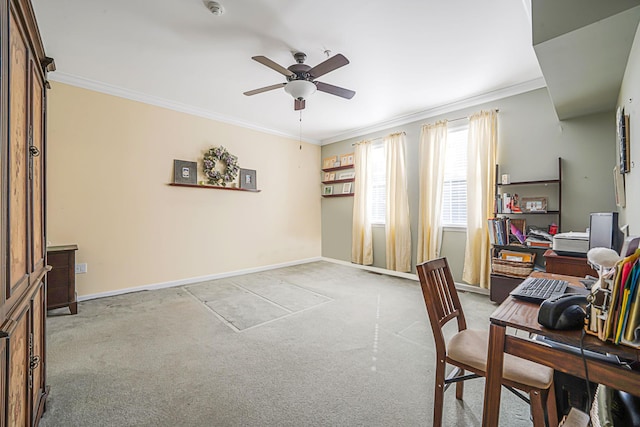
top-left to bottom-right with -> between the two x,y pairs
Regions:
617,23 -> 640,235
321,88 -> 617,284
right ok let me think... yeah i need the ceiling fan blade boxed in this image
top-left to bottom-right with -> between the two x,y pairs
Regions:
252,56 -> 294,77
243,83 -> 286,96
308,54 -> 349,78
315,81 -> 356,99
294,99 -> 306,111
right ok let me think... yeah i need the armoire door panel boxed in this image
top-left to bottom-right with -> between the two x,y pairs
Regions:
30,61 -> 44,273
6,302 -> 31,427
0,333 -> 7,427
30,282 -> 46,421
7,7 -> 30,300
0,0 -> 8,311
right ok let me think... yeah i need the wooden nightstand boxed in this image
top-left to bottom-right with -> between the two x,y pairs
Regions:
46,244 -> 78,314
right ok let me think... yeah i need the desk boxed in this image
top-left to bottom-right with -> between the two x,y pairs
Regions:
482,272 -> 640,426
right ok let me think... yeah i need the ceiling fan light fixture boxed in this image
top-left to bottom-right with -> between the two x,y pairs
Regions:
204,1 -> 225,16
284,80 -> 316,100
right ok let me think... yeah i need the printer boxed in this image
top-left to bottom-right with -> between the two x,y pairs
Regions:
552,231 -> 589,256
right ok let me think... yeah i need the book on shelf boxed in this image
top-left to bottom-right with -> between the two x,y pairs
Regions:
488,217 -> 525,246
510,222 -> 526,244
525,238 -> 552,248
488,217 -> 508,246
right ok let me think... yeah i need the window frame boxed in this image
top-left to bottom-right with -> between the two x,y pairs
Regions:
369,140 -> 386,225
440,123 -> 469,229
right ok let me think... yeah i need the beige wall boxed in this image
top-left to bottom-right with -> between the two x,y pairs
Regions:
46,82 -> 321,297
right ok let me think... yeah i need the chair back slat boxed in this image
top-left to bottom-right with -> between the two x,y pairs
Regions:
416,258 -> 468,348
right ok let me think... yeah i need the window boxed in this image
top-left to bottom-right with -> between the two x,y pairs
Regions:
369,140 -> 386,224
441,126 -> 468,227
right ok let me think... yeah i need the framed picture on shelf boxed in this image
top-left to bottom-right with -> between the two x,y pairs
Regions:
240,168 -> 257,190
339,172 -> 355,179
323,172 -> 330,181
323,186 -> 333,196
329,173 -> 336,181
323,156 -> 338,169
173,160 -> 197,185
340,152 -> 355,166
521,197 -> 547,213
342,182 -> 352,194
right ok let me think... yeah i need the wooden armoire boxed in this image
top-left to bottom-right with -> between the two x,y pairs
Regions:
1,0 -> 53,425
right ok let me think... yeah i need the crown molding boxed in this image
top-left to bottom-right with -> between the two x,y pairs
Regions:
48,72 -> 322,145
49,72 -> 545,147
320,77 -> 547,145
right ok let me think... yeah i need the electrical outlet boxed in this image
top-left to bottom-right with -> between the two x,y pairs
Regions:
75,263 -> 87,274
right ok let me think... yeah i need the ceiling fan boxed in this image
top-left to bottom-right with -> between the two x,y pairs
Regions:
243,52 -> 356,111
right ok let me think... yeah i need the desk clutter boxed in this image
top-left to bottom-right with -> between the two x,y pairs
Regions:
587,247 -> 640,349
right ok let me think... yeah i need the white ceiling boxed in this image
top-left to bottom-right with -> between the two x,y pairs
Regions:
32,0 -> 543,144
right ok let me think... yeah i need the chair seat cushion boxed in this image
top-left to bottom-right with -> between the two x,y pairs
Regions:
447,329 -> 553,389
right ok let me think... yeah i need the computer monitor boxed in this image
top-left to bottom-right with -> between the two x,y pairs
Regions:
589,212 -> 625,254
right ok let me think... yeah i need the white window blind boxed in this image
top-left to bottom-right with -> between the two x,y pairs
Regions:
369,140 -> 386,224
441,127 -> 468,227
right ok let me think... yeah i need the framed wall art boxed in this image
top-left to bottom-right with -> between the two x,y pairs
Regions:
240,168 -> 257,190
617,106 -> 631,173
173,160 -> 197,184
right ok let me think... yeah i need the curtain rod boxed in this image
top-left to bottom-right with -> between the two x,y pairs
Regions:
351,132 -> 406,146
349,109 -> 499,145
448,108 -> 500,123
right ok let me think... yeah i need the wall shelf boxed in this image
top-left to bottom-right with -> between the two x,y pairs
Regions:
322,193 -> 354,198
497,179 -> 560,186
322,178 -> 355,185
322,165 -> 354,173
499,210 -> 560,215
168,183 -> 261,192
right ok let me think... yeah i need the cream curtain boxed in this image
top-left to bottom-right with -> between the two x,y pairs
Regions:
417,121 -> 448,264
384,132 -> 411,272
463,110 -> 497,288
351,140 -> 373,265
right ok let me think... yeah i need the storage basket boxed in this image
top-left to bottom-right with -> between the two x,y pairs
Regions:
491,257 -> 534,278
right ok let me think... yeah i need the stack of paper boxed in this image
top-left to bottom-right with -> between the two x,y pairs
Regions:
598,249 -> 640,346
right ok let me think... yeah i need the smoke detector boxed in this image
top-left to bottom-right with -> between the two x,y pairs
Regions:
203,1 -> 225,16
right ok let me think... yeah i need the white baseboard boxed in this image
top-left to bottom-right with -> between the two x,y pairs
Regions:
320,257 -> 489,296
77,256 -> 489,302
456,283 -> 490,296
77,257 -> 322,302
321,257 -> 419,281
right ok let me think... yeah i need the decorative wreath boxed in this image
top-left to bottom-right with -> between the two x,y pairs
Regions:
203,146 -> 239,186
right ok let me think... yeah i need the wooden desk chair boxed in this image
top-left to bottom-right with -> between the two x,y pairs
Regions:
416,258 -> 558,427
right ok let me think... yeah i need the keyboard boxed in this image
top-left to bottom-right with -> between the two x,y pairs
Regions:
509,277 -> 569,303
